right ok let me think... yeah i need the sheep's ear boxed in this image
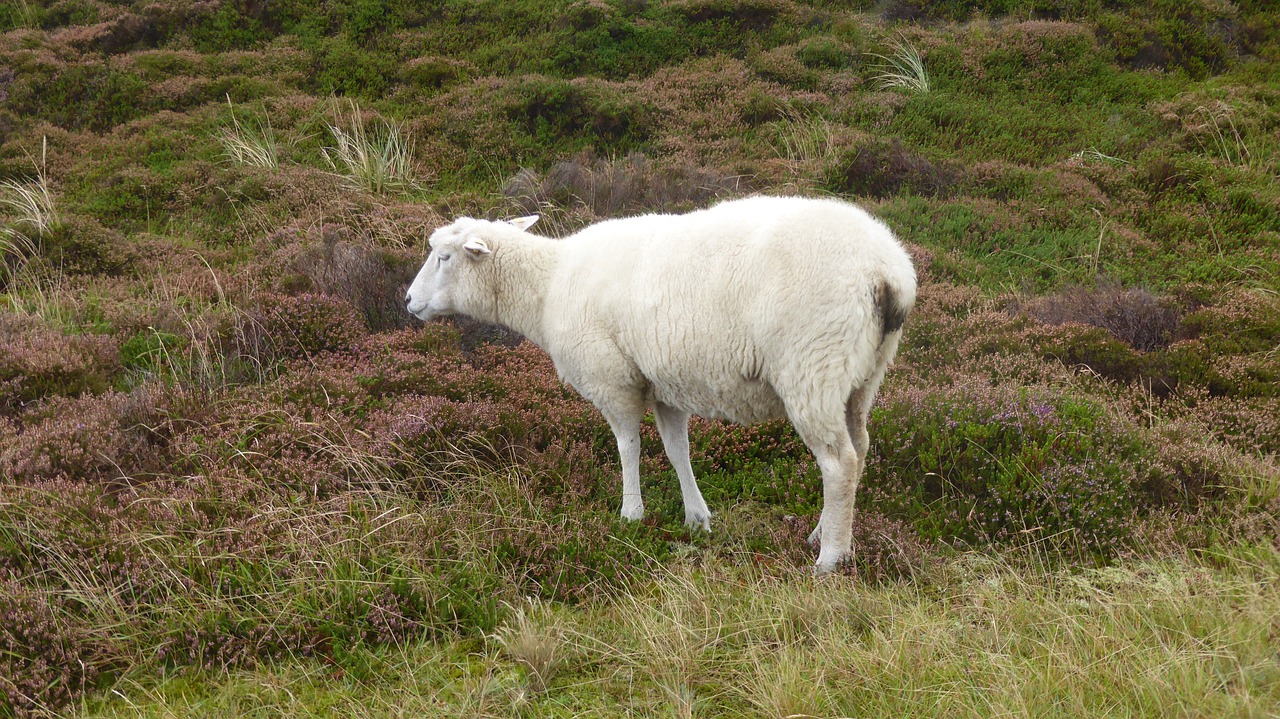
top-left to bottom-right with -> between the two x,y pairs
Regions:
506,215 -> 540,231
463,237 -> 492,256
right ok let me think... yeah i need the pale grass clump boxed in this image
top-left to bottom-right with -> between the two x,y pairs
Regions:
491,598 -> 564,693
322,100 -> 419,194
870,35 -> 930,94
77,547 -> 1280,717
1190,102 -> 1259,170
1,137 -> 61,261
744,646 -> 828,719
218,95 -> 280,169
769,111 -> 842,188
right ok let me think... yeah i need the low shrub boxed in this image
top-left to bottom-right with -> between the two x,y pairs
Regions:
503,150 -> 743,218
1097,3 -> 1238,78
0,387 -> 168,482
10,63 -> 151,133
287,227 -> 419,332
0,578 -> 106,719
825,138 -> 960,199
502,76 -> 655,152
0,315 -> 118,412
866,381 -> 1157,555
33,214 -> 136,277
258,292 -> 367,361
1021,283 -> 1183,352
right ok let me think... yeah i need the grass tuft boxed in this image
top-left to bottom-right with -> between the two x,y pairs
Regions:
1190,103 -> 1258,170
321,100 -> 419,194
0,137 -> 61,255
218,95 -> 279,169
491,598 -> 564,693
869,35 -> 930,94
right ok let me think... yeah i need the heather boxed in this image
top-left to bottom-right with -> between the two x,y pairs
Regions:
2,0 -> 1279,716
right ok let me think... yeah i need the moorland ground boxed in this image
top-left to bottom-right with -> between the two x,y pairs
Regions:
1,0 -> 1279,716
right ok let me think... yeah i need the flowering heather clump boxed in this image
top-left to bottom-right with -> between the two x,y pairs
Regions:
258,292 -> 367,360
0,387 -> 166,482
503,149 -> 744,218
866,380 -> 1151,554
1022,283 -> 1182,351
0,578 -> 104,719
287,228 -> 419,331
0,314 -> 118,411
359,336 -> 610,492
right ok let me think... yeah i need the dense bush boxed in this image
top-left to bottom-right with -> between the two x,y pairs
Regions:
825,138 -> 961,199
0,577 -> 105,718
0,316 -> 119,412
503,150 -> 743,218
258,292 -> 368,360
866,382 -> 1156,554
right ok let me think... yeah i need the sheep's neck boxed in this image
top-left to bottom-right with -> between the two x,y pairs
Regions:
488,236 -> 557,346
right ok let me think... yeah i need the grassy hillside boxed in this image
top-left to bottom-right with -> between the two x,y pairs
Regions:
1,0 -> 1278,716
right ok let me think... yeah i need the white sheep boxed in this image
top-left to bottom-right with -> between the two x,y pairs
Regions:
405,195 -> 916,573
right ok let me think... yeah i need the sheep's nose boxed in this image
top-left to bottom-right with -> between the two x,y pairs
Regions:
404,294 -> 412,307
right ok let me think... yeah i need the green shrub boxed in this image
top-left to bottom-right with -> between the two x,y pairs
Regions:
1097,2 -> 1237,78
503,76 -> 654,153
34,214 -> 135,276
866,383 -> 1153,554
15,64 -> 150,133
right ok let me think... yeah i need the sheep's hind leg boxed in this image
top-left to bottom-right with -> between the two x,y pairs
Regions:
809,435 -> 859,574
601,405 -> 646,522
806,384 -> 875,547
654,402 -> 712,531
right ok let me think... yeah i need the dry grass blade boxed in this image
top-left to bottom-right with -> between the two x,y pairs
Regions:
219,95 -> 279,169
0,136 -> 61,242
744,647 -> 826,719
1190,103 -> 1257,169
870,35 -> 930,94
322,99 -> 419,194
492,598 -> 564,693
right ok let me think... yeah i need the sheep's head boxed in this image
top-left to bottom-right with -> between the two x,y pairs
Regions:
405,215 -> 539,322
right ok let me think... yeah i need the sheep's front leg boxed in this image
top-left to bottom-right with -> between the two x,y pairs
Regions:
603,409 -> 645,522
654,402 -> 712,531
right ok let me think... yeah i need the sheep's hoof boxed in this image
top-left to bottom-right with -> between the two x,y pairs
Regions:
620,503 -> 645,522
813,548 -> 849,575
684,510 -> 712,532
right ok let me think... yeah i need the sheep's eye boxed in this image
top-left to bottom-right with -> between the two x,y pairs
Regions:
439,253 -> 451,262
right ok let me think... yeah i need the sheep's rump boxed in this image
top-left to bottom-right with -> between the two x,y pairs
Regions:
544,196 -> 916,426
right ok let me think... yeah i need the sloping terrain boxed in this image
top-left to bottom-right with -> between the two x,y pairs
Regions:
1,1 -> 1278,716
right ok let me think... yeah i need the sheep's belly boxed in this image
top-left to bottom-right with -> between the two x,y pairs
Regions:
650,378 -> 786,425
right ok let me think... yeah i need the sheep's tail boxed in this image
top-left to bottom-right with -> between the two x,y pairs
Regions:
875,274 -> 915,347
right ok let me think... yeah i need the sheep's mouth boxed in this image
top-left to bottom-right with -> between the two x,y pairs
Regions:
405,299 -> 433,321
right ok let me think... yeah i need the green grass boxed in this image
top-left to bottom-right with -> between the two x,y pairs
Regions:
3,1 -> 1280,716
78,546 -> 1280,718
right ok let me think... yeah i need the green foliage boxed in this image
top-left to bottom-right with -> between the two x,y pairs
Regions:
14,64 -> 150,133
866,385 -> 1151,554
3,2 -> 1280,716
309,36 -> 399,97
502,77 -> 654,156
1097,0 -> 1239,79
36,215 -> 134,276
189,0 -> 268,52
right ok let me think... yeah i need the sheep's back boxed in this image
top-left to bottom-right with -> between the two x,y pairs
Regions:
544,197 -> 911,422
